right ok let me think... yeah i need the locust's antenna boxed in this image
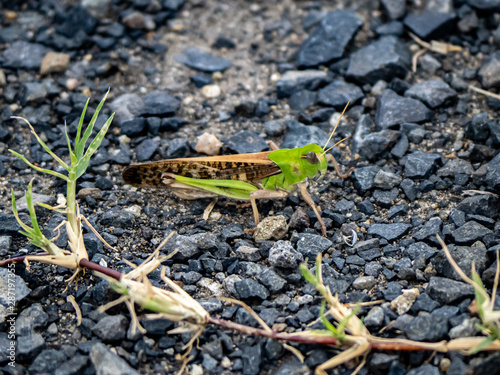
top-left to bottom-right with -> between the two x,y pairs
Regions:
322,101 -> 350,151
322,137 -> 349,156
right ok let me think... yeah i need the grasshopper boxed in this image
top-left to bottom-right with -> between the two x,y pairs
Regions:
122,108 -> 353,237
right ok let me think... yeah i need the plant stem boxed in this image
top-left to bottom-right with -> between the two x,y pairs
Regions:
0,255 -> 122,280
208,316 -> 341,345
66,172 -> 77,235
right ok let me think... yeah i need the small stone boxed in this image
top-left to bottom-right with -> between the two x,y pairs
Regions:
376,21 -> 405,36
17,333 -> 45,361
40,52 -> 70,75
54,355 -> 88,375
226,131 -> 268,154
485,153 -> 500,192
235,246 -> 261,262
122,11 -> 155,30
367,223 -> 411,241
449,317 -> 481,339
478,51 -> 500,88
257,269 -> 287,294
374,169 -> 402,189
373,188 -> 399,208
90,342 -> 139,375
296,233 -> 332,258
241,344 -> 262,375
382,281 -> 403,301
201,84 -> 221,98
190,73 -> 213,87
234,278 -> 269,300
2,41 -> 51,70
23,82 -> 48,104
29,349 -> 67,374
375,90 -> 433,129
77,188 -> 103,200
287,90 -> 317,111
0,268 -> 30,307
195,133 -> 222,155
120,118 -> 146,137
403,11 -> 456,40
255,98 -> 270,117
405,80 -> 457,108
391,288 -> 419,315
352,276 -> 377,290
347,37 -> 411,85
140,91 -> 180,116
16,303 -> 49,336
426,276 -> 474,304
364,306 -> 385,328
405,313 -> 448,341
264,120 -> 286,137
381,0 -> 406,19
281,120 -> 331,149
437,158 -> 474,177
403,242 -> 438,260
457,195 -> 500,218
82,0 -> 111,15
405,151 -> 441,179
166,138 -> 188,158
92,315 -> 128,342
451,221 -> 493,244
297,10 -> 362,68
352,166 -> 381,192
276,70 -> 329,98
317,79 -> 364,109
400,178 -> 418,201
175,48 -> 231,72
268,240 -> 303,269
254,216 -> 288,241
136,138 -> 159,162
414,217 -> 442,241
110,93 -> 144,124
163,234 -> 201,260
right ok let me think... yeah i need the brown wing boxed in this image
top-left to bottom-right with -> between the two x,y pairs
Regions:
122,151 -> 281,188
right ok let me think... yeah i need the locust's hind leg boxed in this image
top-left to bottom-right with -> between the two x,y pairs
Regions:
248,189 -> 289,231
298,182 -> 327,237
327,154 -> 354,179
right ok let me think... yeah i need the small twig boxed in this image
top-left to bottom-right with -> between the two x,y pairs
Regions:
67,295 -> 82,325
469,85 -> 500,101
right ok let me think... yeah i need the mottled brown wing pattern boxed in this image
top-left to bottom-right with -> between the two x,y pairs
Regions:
122,152 -> 281,188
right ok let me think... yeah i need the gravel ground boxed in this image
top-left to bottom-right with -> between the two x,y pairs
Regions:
1,0 -> 500,374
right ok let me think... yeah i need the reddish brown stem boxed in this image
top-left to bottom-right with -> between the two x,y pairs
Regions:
370,342 -> 440,351
208,316 -> 341,345
79,258 -> 122,280
0,256 -> 123,280
0,256 -> 29,266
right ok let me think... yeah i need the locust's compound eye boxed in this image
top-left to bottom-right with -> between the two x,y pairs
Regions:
304,151 -> 319,164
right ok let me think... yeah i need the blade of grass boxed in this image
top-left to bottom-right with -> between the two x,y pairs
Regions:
74,98 -> 90,159
25,180 -> 43,237
11,116 -> 70,171
64,121 -> 78,165
76,90 -> 110,161
9,150 -> 69,181
76,113 -> 114,179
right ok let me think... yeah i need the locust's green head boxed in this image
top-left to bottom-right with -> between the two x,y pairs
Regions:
298,144 -> 328,181
268,144 -> 328,186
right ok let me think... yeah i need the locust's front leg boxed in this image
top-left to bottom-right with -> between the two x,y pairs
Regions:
249,189 -> 289,228
298,182 -> 327,237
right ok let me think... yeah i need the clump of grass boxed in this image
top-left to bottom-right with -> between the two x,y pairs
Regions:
2,91 -> 115,283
